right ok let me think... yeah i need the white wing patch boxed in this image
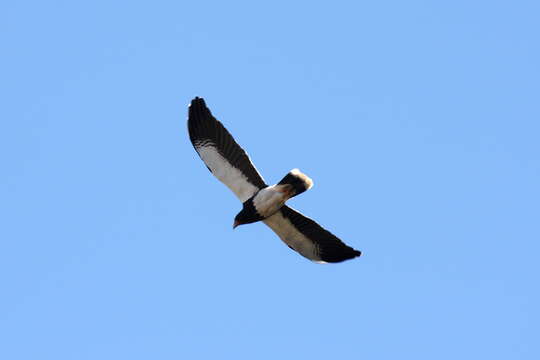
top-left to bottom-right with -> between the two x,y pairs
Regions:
196,144 -> 261,202
263,210 -> 323,262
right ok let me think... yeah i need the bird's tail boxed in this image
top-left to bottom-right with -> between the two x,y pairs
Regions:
277,169 -> 313,198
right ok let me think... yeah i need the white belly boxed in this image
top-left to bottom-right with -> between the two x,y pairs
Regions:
252,185 -> 289,218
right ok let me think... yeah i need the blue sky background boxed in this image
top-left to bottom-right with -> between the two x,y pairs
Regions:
1,1 -> 539,359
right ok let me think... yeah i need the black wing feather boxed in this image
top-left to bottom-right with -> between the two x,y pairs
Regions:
188,97 -> 267,195
279,206 -> 361,263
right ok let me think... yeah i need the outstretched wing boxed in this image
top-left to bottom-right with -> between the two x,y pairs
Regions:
263,205 -> 361,263
188,97 -> 267,202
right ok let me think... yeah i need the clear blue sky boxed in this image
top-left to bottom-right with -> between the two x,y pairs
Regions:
1,1 -> 539,359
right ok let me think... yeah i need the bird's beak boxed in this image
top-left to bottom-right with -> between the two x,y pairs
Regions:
233,220 -> 240,229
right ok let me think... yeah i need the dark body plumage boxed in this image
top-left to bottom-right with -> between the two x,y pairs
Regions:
187,97 -> 361,263
234,197 -> 265,226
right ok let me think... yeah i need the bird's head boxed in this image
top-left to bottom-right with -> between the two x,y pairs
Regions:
233,211 -> 249,229
233,205 -> 264,229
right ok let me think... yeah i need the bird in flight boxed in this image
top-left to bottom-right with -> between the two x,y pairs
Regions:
187,97 -> 361,263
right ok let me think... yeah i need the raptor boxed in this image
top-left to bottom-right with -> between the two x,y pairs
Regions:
187,97 -> 361,263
